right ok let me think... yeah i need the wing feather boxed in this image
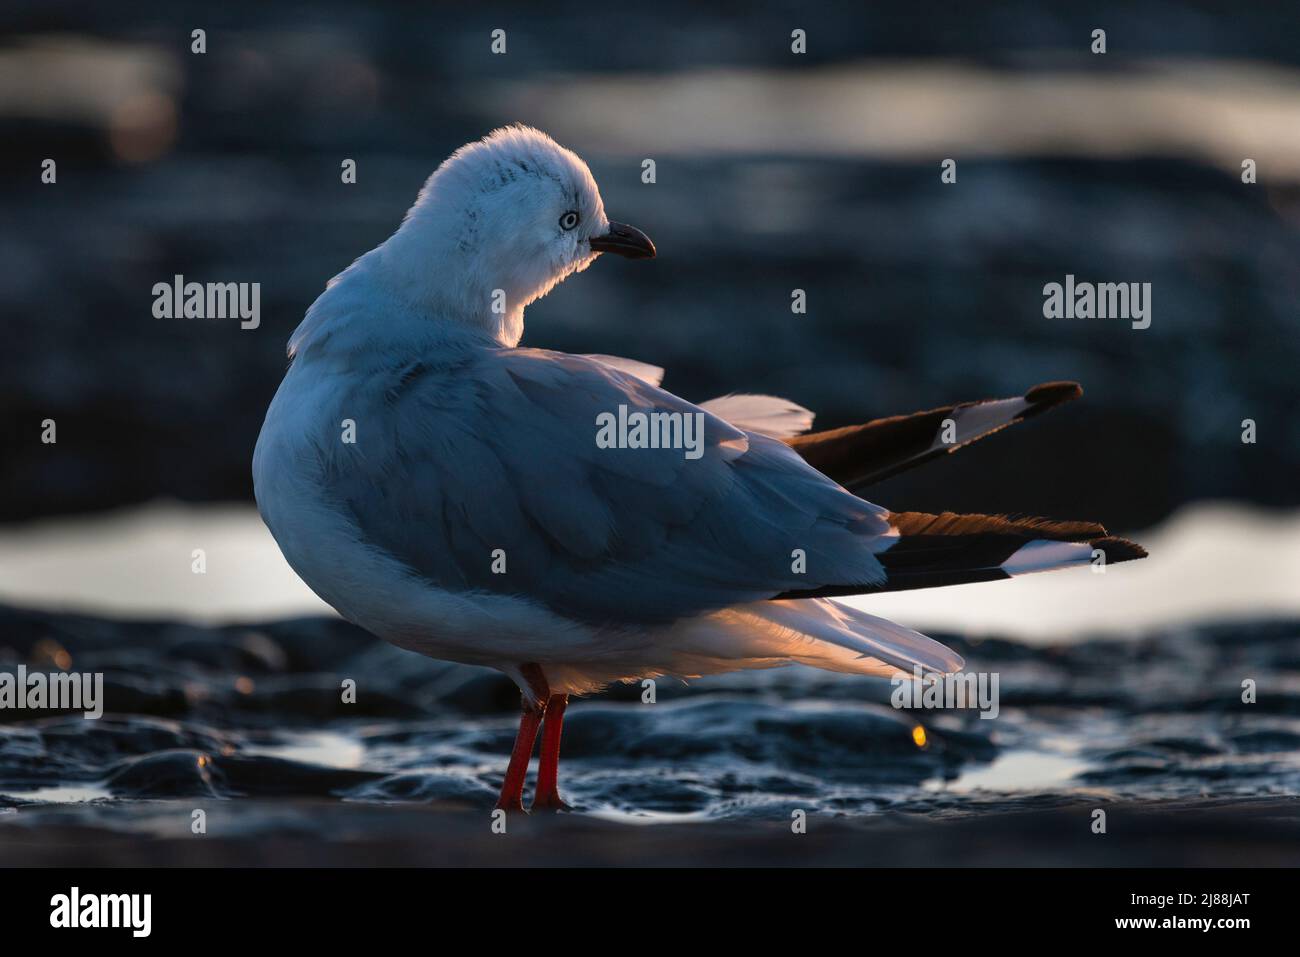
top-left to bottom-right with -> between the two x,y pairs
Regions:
328,346 -> 894,625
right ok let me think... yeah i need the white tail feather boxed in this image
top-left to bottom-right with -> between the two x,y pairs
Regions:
540,599 -> 965,695
700,394 -> 815,439
581,358 -> 814,439
735,599 -> 964,677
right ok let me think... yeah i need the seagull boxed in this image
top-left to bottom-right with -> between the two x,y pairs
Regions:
253,125 -> 1146,812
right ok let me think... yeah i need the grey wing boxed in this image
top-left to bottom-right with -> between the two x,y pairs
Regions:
329,347 -> 894,625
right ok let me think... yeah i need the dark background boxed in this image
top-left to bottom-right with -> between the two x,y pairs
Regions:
3,1 -> 1298,531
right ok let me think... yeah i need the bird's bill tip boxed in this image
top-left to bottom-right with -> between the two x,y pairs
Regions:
590,221 -> 656,259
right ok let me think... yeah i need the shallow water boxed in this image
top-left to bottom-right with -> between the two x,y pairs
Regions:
2,604 -> 1297,833
3,501 -> 1298,640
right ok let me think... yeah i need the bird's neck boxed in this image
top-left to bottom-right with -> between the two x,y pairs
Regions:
288,261 -> 508,374
367,213 -> 533,348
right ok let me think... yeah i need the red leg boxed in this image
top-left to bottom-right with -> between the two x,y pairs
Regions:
494,706 -> 543,811
532,693 -> 571,811
494,665 -> 549,812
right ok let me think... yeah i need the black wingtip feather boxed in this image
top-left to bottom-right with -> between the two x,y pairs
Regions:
1020,381 -> 1083,419
1025,380 -> 1083,404
1089,535 -> 1148,563
771,512 -> 1147,601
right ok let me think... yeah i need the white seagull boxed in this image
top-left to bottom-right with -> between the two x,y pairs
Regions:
253,126 -> 1145,811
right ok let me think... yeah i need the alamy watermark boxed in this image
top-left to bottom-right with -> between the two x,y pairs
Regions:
891,666 -> 1000,720
1043,274 -> 1151,330
50,887 -> 150,937
595,404 -> 705,460
0,666 -> 103,719
153,274 -> 260,329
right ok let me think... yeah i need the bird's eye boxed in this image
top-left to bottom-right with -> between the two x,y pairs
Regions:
559,211 -> 580,231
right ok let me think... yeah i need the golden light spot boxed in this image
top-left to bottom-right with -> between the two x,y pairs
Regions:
32,638 -> 71,669
911,725 -> 928,748
234,676 -> 254,694
197,755 -> 209,768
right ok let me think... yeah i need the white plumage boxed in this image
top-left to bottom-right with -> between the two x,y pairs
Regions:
253,126 -> 960,698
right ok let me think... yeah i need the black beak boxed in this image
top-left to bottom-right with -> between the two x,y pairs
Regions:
589,221 -> 656,259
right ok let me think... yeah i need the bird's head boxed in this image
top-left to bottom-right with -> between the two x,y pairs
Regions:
379,125 -> 654,346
